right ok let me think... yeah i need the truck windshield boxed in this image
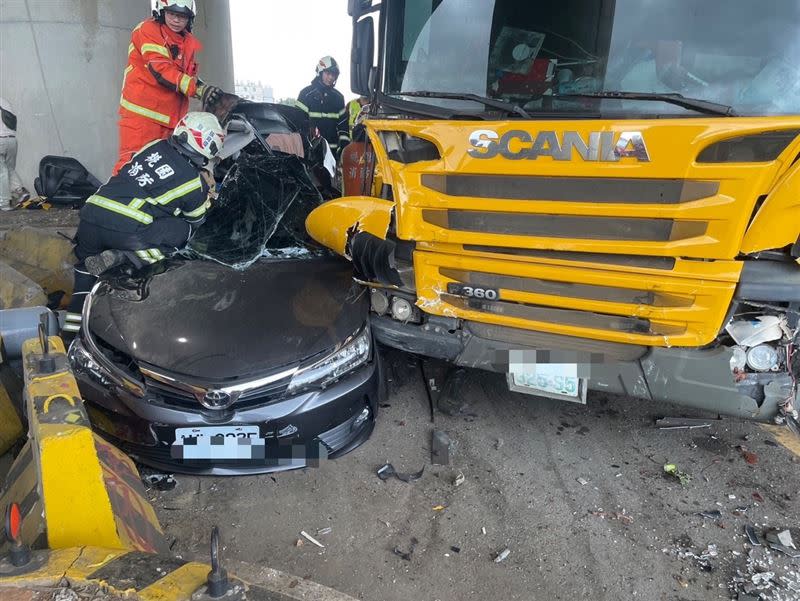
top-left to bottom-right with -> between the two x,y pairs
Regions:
383,0 -> 800,117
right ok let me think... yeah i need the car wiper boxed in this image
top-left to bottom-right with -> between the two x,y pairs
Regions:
397,91 -> 532,119
553,91 -> 737,117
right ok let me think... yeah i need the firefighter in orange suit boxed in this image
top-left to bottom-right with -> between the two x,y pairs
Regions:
114,0 -> 223,174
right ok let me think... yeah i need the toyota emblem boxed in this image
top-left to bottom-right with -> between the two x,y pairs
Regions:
201,389 -> 234,410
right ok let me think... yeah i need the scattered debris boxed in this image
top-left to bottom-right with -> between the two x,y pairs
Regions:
738,446 -> 759,464
431,430 -> 452,465
663,463 -> 691,486
664,541 -> 718,571
763,439 -> 779,447
53,589 -> 81,601
752,491 -> 765,503
300,530 -> 325,549
768,544 -> 800,559
576,477 -> 589,486
494,438 -> 504,450
751,572 -> 775,586
775,530 -> 796,550
494,548 -> 510,563
699,510 -> 723,520
745,525 -> 762,546
141,472 -> 177,492
454,471 -> 466,487
481,527 -> 487,535
393,537 -> 418,561
450,546 -> 461,553
316,527 -> 333,536
432,505 -> 447,512
656,416 -> 714,430
377,463 -> 424,483
733,506 -> 751,516
589,510 -> 634,525
295,538 -> 304,547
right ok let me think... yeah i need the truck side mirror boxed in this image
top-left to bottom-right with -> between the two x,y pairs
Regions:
348,0 -> 372,17
351,16 -> 375,96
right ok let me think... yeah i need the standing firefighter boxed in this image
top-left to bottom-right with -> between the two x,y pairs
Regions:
63,112 -> 224,337
114,0 -> 223,174
297,56 -> 350,159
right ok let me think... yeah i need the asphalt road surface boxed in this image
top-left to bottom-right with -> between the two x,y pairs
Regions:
149,350 -> 800,601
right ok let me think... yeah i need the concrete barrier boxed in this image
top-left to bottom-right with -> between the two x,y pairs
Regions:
0,264 -> 47,311
0,228 -> 75,306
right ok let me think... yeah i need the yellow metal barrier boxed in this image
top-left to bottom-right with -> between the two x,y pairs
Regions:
0,335 -> 166,554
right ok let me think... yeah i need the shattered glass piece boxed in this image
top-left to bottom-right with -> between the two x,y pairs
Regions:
187,153 -> 328,270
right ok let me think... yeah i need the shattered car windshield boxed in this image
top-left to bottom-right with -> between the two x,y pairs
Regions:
187,152 -> 328,270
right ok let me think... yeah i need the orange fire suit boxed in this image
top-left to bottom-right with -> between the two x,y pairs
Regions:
114,19 -> 203,174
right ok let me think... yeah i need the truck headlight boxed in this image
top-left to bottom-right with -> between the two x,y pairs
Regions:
287,327 -> 372,394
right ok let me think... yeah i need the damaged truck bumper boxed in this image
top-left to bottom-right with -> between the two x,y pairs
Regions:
372,314 -> 789,421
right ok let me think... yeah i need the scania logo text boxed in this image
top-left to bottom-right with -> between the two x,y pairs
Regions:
467,130 -> 650,162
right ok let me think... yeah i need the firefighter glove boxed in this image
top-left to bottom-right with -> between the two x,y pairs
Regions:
198,84 -> 224,110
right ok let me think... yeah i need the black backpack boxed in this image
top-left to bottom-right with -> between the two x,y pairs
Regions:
33,156 -> 102,208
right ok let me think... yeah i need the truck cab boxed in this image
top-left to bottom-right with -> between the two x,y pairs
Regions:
307,0 -> 800,425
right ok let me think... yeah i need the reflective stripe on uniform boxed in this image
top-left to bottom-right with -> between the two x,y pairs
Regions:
86,195 -> 154,224
309,111 -> 341,119
136,249 -> 164,264
128,43 -> 135,56
63,312 -> 82,333
151,178 -> 202,206
141,43 -> 170,58
119,97 -> 171,125
183,199 -> 210,218
294,100 -> 310,113
179,74 -> 193,95
136,250 -> 158,264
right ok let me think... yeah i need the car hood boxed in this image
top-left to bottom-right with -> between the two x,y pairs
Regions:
88,257 -> 367,381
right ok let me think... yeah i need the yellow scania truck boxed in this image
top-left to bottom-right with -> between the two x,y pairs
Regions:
307,0 -> 800,426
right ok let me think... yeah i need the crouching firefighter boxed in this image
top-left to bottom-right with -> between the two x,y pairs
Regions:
62,112 -> 225,338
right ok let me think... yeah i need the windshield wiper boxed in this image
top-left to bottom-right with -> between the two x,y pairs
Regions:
397,91 -> 532,119
554,91 -> 736,117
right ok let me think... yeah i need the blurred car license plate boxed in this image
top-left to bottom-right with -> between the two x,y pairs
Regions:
507,361 -> 584,402
172,425 -> 264,460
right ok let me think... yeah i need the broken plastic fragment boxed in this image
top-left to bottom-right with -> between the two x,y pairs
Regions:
376,463 -> 424,483
494,548 -> 511,563
300,530 -> 325,549
744,525 -> 761,546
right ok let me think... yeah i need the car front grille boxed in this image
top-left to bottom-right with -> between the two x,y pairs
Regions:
143,371 -> 293,412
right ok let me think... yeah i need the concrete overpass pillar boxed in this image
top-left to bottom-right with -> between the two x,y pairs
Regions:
193,0 -> 235,92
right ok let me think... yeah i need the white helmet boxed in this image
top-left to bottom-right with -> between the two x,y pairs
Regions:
173,112 -> 225,160
315,56 -> 340,76
155,0 -> 196,17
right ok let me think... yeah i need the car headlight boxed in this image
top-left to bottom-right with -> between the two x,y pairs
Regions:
287,326 -> 372,394
69,338 -> 146,398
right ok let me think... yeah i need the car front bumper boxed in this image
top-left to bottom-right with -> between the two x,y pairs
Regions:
70,337 -> 381,475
